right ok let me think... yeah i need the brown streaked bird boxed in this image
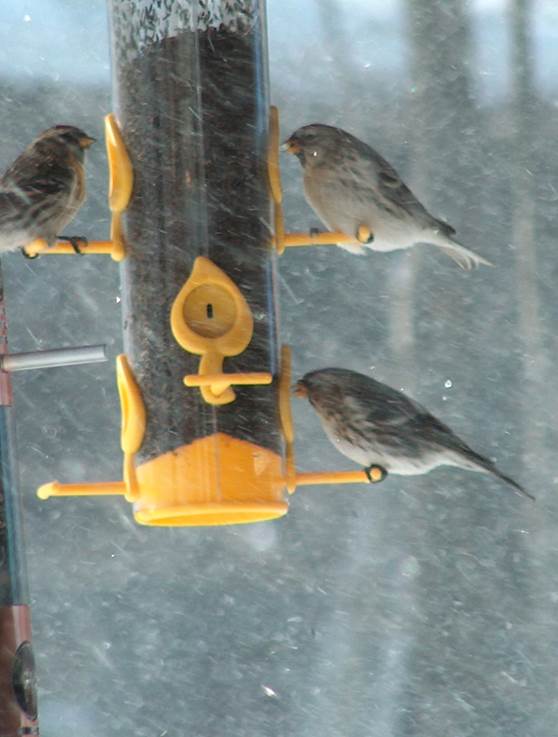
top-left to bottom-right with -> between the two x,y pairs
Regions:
0,125 -> 96,255
283,123 -> 491,269
295,368 -> 533,501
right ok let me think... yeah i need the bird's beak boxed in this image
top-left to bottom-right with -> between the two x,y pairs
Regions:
292,381 -> 308,398
79,136 -> 96,149
281,137 -> 301,155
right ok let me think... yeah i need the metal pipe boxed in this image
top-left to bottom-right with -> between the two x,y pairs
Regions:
1,344 -> 107,373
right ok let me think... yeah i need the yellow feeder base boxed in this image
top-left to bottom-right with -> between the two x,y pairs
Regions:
134,434 -> 286,526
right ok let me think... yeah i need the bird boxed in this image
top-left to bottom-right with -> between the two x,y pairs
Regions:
283,123 -> 491,269
0,125 -> 96,255
294,367 -> 533,501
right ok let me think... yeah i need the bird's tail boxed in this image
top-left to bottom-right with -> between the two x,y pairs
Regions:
459,450 -> 535,501
436,239 -> 493,270
486,464 -> 535,501
428,230 -> 493,270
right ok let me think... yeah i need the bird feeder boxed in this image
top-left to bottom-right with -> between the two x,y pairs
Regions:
35,0 -> 386,527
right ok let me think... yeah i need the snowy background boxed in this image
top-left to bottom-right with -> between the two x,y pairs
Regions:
1,0 -> 557,735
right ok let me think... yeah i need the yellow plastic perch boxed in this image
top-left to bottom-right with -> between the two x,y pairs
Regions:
23,113 -> 133,261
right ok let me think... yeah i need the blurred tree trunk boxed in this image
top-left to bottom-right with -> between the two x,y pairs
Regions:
510,0 -> 542,459
390,0 -> 477,392
310,4 -> 479,736
391,5 -> 491,736
315,0 -> 358,105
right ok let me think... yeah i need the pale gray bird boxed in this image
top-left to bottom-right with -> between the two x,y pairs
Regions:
283,123 -> 491,269
0,125 -> 95,255
295,368 -> 533,501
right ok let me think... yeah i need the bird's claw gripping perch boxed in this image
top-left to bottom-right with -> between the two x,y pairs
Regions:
364,465 -> 387,484
59,235 -> 88,255
356,224 -> 373,244
21,247 -> 39,260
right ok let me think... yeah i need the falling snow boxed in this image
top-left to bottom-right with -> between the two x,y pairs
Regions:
0,1 -> 555,737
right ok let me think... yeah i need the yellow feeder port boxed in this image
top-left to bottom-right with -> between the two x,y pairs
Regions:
171,256 -> 272,405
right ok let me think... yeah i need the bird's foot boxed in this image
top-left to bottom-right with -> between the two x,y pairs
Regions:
58,235 -> 88,255
21,247 -> 39,260
356,224 -> 373,244
364,465 -> 387,484
309,227 -> 323,236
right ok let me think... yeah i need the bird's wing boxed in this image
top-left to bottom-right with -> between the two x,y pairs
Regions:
2,153 -> 74,198
354,375 -> 464,445
0,189 -> 25,216
0,157 -> 75,237
410,409 -> 472,451
358,143 -> 456,236
380,168 -> 455,236
347,374 -> 432,429
0,190 -> 28,242
366,391 -> 481,463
